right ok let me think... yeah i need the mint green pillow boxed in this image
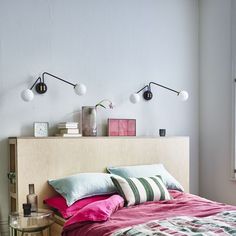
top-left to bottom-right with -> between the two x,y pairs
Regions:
48,173 -> 116,206
107,164 -> 184,192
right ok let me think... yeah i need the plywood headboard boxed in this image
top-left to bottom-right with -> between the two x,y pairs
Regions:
12,136 -> 189,210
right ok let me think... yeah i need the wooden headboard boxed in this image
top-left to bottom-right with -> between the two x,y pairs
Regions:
10,136 -> 189,211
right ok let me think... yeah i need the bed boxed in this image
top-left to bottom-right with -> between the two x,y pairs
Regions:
12,136 -> 189,235
14,136 -> 236,235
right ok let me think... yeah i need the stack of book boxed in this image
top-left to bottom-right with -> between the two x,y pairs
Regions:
56,122 -> 82,137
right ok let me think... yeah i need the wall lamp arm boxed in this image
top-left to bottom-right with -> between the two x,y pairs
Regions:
42,72 -> 76,87
136,85 -> 149,94
149,82 -> 179,94
30,77 -> 41,90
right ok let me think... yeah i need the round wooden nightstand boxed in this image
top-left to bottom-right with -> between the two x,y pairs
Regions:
9,209 -> 54,236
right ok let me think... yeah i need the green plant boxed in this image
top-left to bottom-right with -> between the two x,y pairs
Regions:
8,172 -> 16,184
95,99 -> 114,109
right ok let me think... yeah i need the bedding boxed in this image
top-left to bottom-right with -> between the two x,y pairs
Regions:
62,190 -> 236,236
44,194 -> 112,219
107,164 -> 184,192
48,173 -> 116,206
112,211 -> 236,235
64,194 -> 124,227
111,175 -> 171,206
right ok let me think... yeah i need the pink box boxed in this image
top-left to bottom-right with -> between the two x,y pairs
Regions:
108,119 -> 136,136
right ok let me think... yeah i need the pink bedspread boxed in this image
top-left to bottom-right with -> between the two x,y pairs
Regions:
62,191 -> 236,236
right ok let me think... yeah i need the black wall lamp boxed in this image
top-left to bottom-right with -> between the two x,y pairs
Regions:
130,81 -> 188,104
21,72 -> 87,102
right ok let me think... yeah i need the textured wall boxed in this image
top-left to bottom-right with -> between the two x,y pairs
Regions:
0,1 -> 199,233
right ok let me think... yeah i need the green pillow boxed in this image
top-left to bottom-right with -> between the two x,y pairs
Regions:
111,175 -> 171,206
49,173 -> 116,206
108,164 -> 184,192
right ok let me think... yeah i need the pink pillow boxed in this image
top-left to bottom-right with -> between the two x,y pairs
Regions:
44,194 -> 111,218
64,195 -> 124,227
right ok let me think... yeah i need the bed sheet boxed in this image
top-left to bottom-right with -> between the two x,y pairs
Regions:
62,190 -> 236,236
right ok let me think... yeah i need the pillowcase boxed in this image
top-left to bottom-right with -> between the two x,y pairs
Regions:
111,175 -> 171,206
64,195 -> 124,227
44,194 -> 112,219
48,173 -> 116,206
107,164 -> 184,192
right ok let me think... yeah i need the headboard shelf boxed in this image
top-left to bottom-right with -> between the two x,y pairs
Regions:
10,136 -> 188,139
8,136 -> 189,212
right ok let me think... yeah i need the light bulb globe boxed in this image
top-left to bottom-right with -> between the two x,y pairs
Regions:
178,90 -> 189,101
129,93 -> 140,104
74,83 -> 87,96
21,89 -> 34,102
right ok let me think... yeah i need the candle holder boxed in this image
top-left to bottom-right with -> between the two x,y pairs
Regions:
159,129 -> 166,137
22,203 -> 31,217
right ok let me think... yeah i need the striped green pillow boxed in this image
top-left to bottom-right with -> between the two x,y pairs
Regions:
111,175 -> 171,206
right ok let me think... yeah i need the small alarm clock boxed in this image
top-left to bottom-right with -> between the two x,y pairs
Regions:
34,122 -> 49,137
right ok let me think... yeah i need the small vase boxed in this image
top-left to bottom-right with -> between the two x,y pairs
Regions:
26,184 -> 38,212
82,106 -> 97,136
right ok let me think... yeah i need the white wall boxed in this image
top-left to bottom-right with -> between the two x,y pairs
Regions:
0,1 -> 199,234
199,0 -> 236,204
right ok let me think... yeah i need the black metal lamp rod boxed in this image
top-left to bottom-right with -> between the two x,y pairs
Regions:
42,72 -> 76,87
135,82 -> 179,95
30,77 -> 41,90
136,85 -> 149,94
149,82 -> 179,94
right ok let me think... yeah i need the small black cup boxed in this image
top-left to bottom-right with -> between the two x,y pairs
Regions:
23,203 -> 31,216
159,129 -> 166,137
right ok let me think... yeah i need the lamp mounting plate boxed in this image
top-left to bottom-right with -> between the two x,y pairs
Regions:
35,82 -> 47,94
143,90 -> 153,100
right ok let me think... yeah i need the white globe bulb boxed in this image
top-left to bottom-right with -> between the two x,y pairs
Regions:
21,89 -> 34,102
129,93 -> 140,104
74,83 -> 87,96
178,90 -> 189,101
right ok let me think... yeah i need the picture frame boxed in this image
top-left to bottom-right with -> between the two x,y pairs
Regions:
108,119 -> 136,136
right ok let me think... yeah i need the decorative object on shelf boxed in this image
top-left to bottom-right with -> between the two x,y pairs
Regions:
21,71 -> 87,102
34,122 -> 49,137
82,106 -> 97,136
108,119 -> 136,136
129,81 -> 189,104
7,172 -> 16,184
56,122 -> 82,137
95,99 -> 114,109
27,184 -> 38,212
159,129 -> 166,137
8,171 -> 16,192
22,203 -> 31,217
82,99 -> 114,137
